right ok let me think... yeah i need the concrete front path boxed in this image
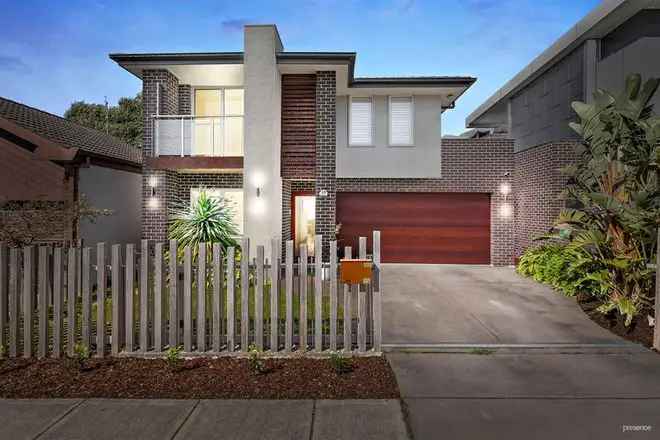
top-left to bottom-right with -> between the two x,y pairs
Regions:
382,264 -> 623,345
389,351 -> 660,440
0,399 -> 410,440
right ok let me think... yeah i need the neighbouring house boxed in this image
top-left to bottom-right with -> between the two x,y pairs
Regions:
466,0 -> 660,258
111,24 -> 517,265
0,96 -> 142,245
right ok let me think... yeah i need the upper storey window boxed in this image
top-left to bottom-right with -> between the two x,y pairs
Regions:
349,96 -> 373,146
388,96 -> 414,146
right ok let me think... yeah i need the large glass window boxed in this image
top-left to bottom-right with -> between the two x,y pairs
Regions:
193,88 -> 244,156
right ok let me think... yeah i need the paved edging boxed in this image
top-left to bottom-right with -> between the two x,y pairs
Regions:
0,399 -> 410,440
383,342 -> 648,355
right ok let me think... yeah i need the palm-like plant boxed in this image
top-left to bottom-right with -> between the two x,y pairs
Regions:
552,74 -> 660,325
168,190 -> 240,261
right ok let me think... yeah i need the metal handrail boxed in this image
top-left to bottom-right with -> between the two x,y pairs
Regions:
152,114 -> 244,157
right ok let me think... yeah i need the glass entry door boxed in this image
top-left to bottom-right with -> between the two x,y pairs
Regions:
293,194 -> 316,256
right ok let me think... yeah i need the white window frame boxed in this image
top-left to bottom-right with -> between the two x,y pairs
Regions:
388,95 -> 415,147
348,96 -> 375,147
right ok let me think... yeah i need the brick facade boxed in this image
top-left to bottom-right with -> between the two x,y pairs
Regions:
513,141 -> 579,257
142,69 -> 180,241
336,138 -> 515,266
314,71 -> 337,258
177,173 -> 243,203
178,85 -> 192,115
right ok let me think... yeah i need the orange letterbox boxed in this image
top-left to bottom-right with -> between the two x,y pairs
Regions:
340,259 -> 373,284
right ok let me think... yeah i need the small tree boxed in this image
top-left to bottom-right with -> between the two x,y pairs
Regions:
554,74 -> 660,325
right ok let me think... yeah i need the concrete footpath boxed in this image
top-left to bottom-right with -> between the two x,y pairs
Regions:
389,350 -> 660,440
0,398 -> 410,440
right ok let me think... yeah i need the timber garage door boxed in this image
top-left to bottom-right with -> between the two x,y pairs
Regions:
336,192 -> 490,264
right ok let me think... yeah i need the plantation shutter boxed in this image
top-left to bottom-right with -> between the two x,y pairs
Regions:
389,97 -> 413,145
349,97 -> 373,145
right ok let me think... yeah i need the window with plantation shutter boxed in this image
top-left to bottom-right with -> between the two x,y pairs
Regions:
389,96 -> 414,145
349,97 -> 373,146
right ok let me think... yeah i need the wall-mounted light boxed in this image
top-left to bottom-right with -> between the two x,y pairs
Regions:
148,176 -> 158,207
499,182 -> 511,196
499,203 -> 513,218
256,187 -> 261,198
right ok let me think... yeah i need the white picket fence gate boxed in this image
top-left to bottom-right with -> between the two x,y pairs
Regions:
0,232 -> 382,358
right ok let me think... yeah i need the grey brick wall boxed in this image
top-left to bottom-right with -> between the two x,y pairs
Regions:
178,85 -> 192,115
315,71 -> 337,258
177,173 -> 243,203
336,138 -> 515,266
513,141 -> 579,257
142,69 -> 179,241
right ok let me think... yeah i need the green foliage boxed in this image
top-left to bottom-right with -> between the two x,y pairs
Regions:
64,94 -> 143,147
517,244 -> 605,297
247,344 -> 268,374
168,190 -> 240,262
0,344 -> 6,359
534,73 -> 659,326
71,343 -> 91,371
328,351 -> 354,374
165,345 -> 183,370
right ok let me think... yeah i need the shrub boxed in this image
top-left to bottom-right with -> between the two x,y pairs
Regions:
328,351 -> 353,374
517,244 -> 605,297
555,74 -> 660,325
71,343 -> 91,371
168,190 -> 240,261
247,344 -> 268,374
165,345 -> 183,370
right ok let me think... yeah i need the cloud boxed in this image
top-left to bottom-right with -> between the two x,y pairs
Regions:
0,55 -> 30,73
221,18 -> 251,32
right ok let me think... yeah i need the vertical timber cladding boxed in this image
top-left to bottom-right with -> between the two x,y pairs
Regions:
281,74 -> 317,179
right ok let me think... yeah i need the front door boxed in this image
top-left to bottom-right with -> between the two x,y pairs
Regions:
292,193 -> 315,256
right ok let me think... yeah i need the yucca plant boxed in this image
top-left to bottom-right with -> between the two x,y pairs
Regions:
168,190 -> 240,261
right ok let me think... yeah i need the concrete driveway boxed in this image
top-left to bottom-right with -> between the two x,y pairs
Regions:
382,264 -> 623,345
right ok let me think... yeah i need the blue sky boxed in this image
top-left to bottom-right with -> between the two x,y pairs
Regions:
1,0 -> 600,135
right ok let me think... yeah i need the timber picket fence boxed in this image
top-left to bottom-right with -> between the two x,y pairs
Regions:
0,232 -> 382,358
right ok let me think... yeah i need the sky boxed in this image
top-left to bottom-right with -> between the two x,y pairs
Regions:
0,0 -> 601,135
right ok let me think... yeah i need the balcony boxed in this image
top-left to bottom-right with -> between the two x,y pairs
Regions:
149,115 -> 244,169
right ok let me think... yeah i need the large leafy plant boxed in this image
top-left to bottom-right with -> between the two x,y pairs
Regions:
168,190 -> 240,261
553,74 -> 659,325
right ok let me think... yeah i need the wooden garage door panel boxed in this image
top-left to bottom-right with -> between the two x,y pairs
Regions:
336,192 -> 490,264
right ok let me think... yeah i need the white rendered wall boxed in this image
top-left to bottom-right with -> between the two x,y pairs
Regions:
243,25 -> 283,256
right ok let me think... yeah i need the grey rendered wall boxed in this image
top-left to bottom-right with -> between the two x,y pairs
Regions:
510,45 -> 584,153
336,95 -> 443,178
79,165 -> 141,245
597,37 -> 660,110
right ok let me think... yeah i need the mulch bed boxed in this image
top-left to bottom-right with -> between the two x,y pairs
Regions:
0,356 -> 400,399
577,292 -> 654,348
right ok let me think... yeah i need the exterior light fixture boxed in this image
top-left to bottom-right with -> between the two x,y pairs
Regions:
256,187 -> 261,198
499,203 -> 513,218
147,176 -> 158,206
499,182 -> 511,196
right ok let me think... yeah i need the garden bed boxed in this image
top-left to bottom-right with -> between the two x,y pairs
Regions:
0,355 -> 399,399
576,292 -> 653,349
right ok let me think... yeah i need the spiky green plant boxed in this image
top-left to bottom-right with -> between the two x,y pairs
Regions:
168,190 -> 240,261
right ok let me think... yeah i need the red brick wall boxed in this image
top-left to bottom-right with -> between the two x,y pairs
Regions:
513,141 -> 579,257
336,138 -> 515,266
